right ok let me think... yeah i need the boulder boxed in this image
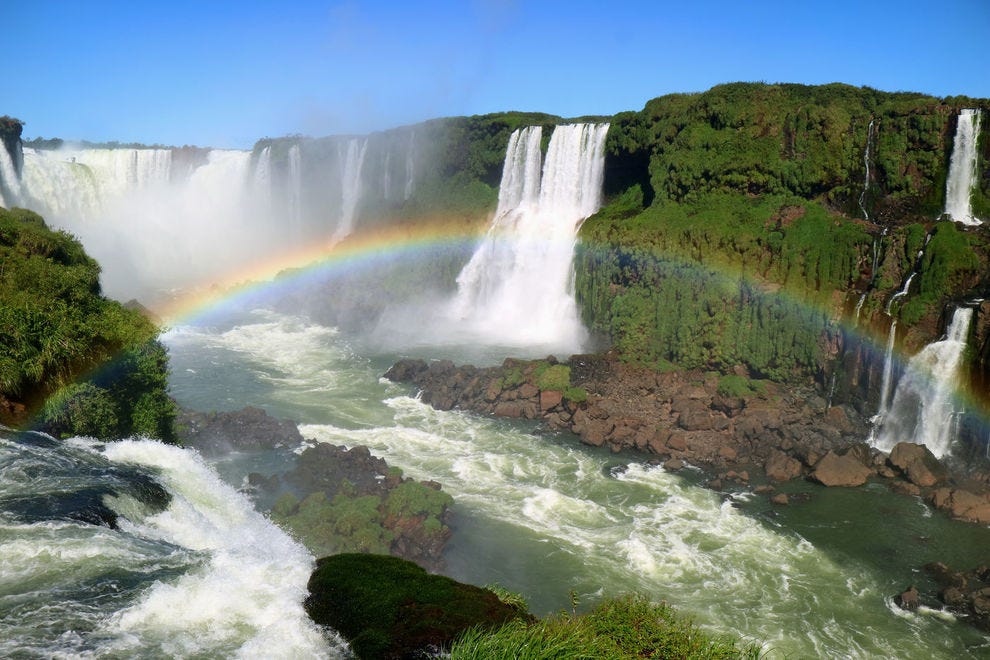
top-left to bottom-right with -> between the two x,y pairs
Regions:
179,406 -> 303,456
811,450 -> 872,487
306,554 -> 526,659
941,489 -> 990,524
539,389 -> 563,411
895,586 -> 920,611
765,449 -> 803,482
888,442 -> 947,487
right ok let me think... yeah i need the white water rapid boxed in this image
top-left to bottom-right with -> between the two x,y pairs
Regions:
448,122 -> 608,353
873,307 -> 974,457
944,109 -> 983,226
0,432 -> 348,658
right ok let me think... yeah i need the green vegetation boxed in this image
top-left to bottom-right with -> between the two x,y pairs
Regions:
305,553 -> 524,659
452,594 -> 761,659
579,83 -> 990,381
306,555 -> 759,660
716,375 -> 767,399
0,207 -> 176,440
535,363 -> 571,391
271,479 -> 452,558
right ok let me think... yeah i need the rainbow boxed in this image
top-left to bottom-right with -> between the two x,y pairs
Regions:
153,216 -> 487,325
147,219 -> 990,459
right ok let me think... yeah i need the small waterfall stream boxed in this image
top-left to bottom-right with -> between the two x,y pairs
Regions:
872,306 -> 974,457
944,109 -> 983,226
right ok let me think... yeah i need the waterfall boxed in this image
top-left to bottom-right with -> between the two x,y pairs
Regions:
449,122 -> 609,351
944,109 -> 983,226
858,119 -> 875,221
872,307 -> 974,457
287,144 -> 303,233
252,145 -> 272,212
885,272 -> 916,314
868,319 -> 898,442
0,141 -> 23,207
404,131 -> 416,200
333,138 -> 368,242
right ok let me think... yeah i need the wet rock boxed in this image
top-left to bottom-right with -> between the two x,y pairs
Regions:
770,493 -> 789,506
179,406 -> 303,456
889,442 -> 947,487
766,449 -> 803,482
810,450 -> 873,487
540,389 -> 563,411
664,458 -> 685,471
895,585 -> 920,611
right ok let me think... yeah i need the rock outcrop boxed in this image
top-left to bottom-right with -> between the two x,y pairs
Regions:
306,553 -> 526,659
179,406 -> 454,570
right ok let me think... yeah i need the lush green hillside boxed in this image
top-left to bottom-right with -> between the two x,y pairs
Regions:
0,207 -> 176,441
578,83 -> 989,387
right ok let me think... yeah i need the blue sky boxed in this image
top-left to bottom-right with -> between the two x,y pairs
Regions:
7,0 -> 989,148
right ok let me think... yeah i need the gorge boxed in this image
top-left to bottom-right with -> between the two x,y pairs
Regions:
2,82 -> 990,657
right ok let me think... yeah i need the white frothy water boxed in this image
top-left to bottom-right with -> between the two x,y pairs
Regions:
20,147 -> 272,299
944,109 -> 983,226
159,311 -> 990,658
0,432 -> 347,658
873,307 -> 973,457
334,138 -> 369,242
448,123 -> 608,353
96,439 -> 345,658
296,396 -> 912,658
0,142 -> 23,207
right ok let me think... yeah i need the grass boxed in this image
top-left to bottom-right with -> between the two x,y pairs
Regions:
450,594 -> 764,660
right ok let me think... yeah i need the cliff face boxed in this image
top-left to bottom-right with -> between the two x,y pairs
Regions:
0,116 -> 24,201
577,84 -> 990,428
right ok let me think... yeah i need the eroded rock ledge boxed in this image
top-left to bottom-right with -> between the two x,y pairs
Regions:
385,353 -> 990,525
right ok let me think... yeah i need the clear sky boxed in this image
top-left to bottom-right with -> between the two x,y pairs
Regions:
6,0 -> 989,149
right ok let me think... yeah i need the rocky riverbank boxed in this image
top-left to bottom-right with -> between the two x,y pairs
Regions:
384,352 -> 990,525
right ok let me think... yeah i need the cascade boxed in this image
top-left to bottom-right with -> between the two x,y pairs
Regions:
0,141 -> 22,207
885,272 -> 916,314
450,122 -> 609,351
944,109 -> 983,225
383,150 -> 392,199
253,145 -> 272,212
404,131 -> 416,200
858,119 -> 875,221
287,144 -> 303,231
872,307 -> 974,457
868,319 -> 898,442
334,138 -> 368,242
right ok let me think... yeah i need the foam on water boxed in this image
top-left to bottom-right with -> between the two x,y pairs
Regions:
164,312 -> 990,658
96,439 -> 346,658
0,432 -> 347,658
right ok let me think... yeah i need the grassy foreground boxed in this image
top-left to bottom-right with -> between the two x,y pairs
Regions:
451,593 -> 764,660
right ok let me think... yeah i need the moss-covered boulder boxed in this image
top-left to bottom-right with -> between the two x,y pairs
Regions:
305,553 -> 525,659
